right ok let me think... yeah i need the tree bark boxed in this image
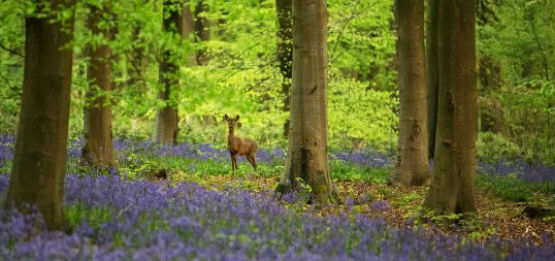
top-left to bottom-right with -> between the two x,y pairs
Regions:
426,0 -> 439,160
276,0 -> 293,137
127,26 -> 146,89
182,0 -> 197,65
390,0 -> 430,186
154,0 -> 183,145
82,5 -> 115,167
424,0 -> 477,214
194,0 -> 210,65
276,0 -> 339,205
6,0 -> 75,230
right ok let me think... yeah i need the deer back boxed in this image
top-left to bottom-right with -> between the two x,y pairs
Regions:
229,136 -> 258,155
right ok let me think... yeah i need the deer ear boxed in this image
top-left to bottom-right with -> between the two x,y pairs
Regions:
235,115 -> 240,121
224,114 -> 229,121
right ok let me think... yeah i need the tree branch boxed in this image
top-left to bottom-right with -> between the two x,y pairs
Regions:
0,43 -> 23,57
329,0 -> 362,64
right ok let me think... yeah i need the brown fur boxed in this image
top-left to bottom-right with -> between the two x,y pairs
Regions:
224,114 -> 258,176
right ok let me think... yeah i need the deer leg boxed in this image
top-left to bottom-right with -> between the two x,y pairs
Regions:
247,154 -> 257,174
247,154 -> 261,184
232,155 -> 239,176
230,154 -> 235,177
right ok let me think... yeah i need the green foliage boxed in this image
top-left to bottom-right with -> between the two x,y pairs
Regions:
66,202 -> 112,229
477,132 -> 521,161
0,0 -> 24,134
476,0 -> 555,163
477,0 -> 555,83
0,0 -> 553,160
329,78 -> 398,151
476,174 -> 555,202
329,160 -> 389,184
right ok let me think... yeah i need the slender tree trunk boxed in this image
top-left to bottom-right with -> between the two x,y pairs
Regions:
276,0 -> 293,137
390,0 -> 430,186
194,0 -> 210,65
426,0 -> 439,160
6,0 -> 75,230
424,0 -> 477,214
127,0 -> 148,89
182,0 -> 197,65
276,0 -> 339,205
127,26 -> 145,88
154,0 -> 183,145
82,5 -> 115,167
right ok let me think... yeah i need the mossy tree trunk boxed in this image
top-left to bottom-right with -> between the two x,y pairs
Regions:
390,0 -> 430,186
82,5 -> 115,167
182,0 -> 196,65
424,0 -> 477,214
276,0 -> 339,205
426,0 -> 439,160
154,0 -> 183,145
6,0 -> 75,230
276,0 -> 293,137
194,0 -> 210,65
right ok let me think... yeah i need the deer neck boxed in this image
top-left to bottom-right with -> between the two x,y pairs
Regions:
228,126 -> 235,142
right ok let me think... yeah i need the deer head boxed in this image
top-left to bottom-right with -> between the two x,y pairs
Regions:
224,114 -> 240,130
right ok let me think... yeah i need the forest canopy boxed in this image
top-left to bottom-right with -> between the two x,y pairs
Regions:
2,0 -> 551,162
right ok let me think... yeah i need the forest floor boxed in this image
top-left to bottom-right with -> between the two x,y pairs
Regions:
173,174 -> 555,246
1,136 -> 554,260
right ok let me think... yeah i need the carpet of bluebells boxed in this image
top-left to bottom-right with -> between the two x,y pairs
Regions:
0,134 -> 554,260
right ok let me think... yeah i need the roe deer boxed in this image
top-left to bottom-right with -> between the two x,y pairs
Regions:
224,114 -> 258,177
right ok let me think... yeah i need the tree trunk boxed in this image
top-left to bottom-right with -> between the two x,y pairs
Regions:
154,0 -> 183,145
276,0 -> 339,205
194,0 -> 210,65
426,0 -> 439,160
390,0 -> 430,186
127,0 -> 148,89
276,0 -> 293,137
6,0 -> 75,230
127,26 -> 146,89
82,5 -> 115,167
182,0 -> 197,65
424,0 -> 477,214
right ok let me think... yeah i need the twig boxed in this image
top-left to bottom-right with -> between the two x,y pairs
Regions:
329,0 -> 362,63
0,73 -> 20,95
0,43 -> 23,57
117,202 -> 134,219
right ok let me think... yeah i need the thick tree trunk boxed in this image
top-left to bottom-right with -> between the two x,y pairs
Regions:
6,0 -> 75,230
276,0 -> 339,205
154,0 -> 183,145
276,0 -> 293,137
82,6 -> 115,167
424,0 -> 477,214
390,0 -> 430,186
194,0 -> 210,65
426,0 -> 439,160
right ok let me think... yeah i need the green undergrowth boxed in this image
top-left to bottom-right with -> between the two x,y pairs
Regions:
66,202 -> 113,230
114,152 -> 553,203
4,151 -> 553,207
115,153 -> 390,185
476,174 -> 554,202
